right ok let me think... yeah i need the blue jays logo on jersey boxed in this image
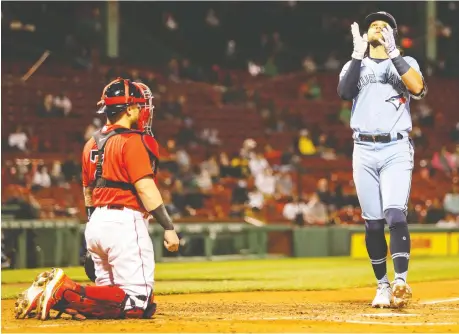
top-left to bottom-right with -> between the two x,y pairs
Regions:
385,93 -> 407,110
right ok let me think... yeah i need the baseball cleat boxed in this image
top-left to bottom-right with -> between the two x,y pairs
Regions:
36,268 -> 67,320
392,280 -> 412,308
15,270 -> 52,319
371,283 -> 393,308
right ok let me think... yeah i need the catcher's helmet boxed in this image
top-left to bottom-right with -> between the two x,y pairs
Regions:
364,11 -> 398,37
97,77 -> 155,135
97,77 -> 145,116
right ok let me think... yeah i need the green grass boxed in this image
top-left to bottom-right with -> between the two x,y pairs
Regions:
2,256 -> 458,299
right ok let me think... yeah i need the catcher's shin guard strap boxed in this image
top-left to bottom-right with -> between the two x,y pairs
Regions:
58,286 -> 129,319
56,286 -> 155,319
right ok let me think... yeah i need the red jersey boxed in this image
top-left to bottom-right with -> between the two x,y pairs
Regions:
82,125 -> 158,212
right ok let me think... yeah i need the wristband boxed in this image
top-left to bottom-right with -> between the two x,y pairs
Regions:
150,204 -> 174,230
391,55 -> 410,76
86,206 -> 95,220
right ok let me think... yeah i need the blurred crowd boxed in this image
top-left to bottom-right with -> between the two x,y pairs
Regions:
3,2 -> 459,77
2,1 -> 459,229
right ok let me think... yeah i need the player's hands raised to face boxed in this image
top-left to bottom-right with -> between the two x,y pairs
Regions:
351,22 -> 368,60
164,229 -> 180,252
378,26 -> 400,59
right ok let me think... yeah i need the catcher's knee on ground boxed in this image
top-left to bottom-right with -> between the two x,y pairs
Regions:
56,282 -> 156,319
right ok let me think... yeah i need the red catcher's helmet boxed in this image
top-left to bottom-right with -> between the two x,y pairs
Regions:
97,77 -> 154,135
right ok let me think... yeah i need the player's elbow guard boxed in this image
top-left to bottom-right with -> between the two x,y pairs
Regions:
409,82 -> 427,100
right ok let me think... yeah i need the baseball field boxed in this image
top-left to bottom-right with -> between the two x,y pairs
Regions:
2,256 -> 458,333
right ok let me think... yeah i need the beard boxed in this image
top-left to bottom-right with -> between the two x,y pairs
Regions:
369,39 -> 383,48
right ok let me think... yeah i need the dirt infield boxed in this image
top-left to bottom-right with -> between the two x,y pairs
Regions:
2,280 -> 458,333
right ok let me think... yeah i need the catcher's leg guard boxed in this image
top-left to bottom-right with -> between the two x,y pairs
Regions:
38,268 -> 156,320
58,285 -> 156,319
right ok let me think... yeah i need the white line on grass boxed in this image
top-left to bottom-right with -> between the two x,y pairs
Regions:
421,297 -> 459,305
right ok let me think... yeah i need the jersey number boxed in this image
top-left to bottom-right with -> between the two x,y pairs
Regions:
90,150 -> 104,163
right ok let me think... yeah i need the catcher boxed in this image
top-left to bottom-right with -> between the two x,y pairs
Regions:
15,78 -> 180,320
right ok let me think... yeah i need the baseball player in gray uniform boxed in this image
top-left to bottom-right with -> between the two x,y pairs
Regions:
337,12 -> 427,308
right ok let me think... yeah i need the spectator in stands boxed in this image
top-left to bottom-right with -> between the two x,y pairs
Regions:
5,186 -> 41,220
304,193 -> 329,225
339,101 -> 352,125
161,94 -> 183,119
255,168 -> 276,198
129,69 -> 143,82
323,51 -> 341,71
248,187 -> 264,213
315,178 -> 333,208
230,180 -> 249,218
240,138 -> 257,159
162,189 -> 181,220
176,117 -> 199,148
195,165 -> 213,193
84,118 -> 102,141
167,58 -> 180,82
160,139 -> 178,174
436,214 -> 459,228
296,129 -> 317,156
61,154 -> 80,182
264,56 -> 279,77
431,146 -> 457,176
37,94 -> 56,117
200,128 -> 221,147
280,147 -> 295,169
31,164 -> 51,191
282,195 -> 308,225
249,152 -> 269,177
230,153 -> 250,178
176,146 -> 191,172
451,122 -> 459,143
164,12 -> 178,31
146,72 -> 159,94
299,77 -> 322,100
8,126 -> 28,152
272,32 -> 284,55
180,58 -> 194,81
443,184 -> 459,215
218,152 -> 232,177
205,8 -> 220,27
302,55 -> 317,74
424,199 -> 446,224
53,92 -> 72,117
264,144 -> 282,165
200,154 -> 220,182
224,40 -> 238,68
50,161 -> 65,186
275,169 -> 294,198
415,100 -> 434,127
453,145 -> 459,169
411,124 -> 428,149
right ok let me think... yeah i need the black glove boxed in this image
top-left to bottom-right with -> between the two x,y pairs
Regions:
84,251 -> 96,282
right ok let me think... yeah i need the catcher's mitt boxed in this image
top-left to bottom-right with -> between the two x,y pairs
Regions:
84,251 -> 96,282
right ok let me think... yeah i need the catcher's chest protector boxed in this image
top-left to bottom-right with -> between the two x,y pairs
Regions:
92,128 -> 159,191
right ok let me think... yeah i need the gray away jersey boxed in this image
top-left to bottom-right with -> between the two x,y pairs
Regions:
339,56 -> 423,135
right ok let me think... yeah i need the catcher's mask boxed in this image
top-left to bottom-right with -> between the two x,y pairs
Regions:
97,77 -> 154,135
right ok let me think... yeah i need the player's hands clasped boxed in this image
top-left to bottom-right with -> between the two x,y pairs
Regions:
378,26 -> 400,59
351,22 -> 368,60
164,229 -> 180,252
